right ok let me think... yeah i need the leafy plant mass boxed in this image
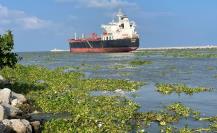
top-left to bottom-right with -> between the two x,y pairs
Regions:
0,65 -> 143,132
134,48 -> 217,58
1,65 -> 217,132
162,49 -> 217,58
155,83 -> 212,95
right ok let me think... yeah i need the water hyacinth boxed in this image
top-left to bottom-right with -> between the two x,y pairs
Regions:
134,103 -> 200,130
155,83 -> 212,95
166,102 -> 201,118
0,65 -> 143,132
1,64 -> 217,132
134,48 -> 217,58
162,49 -> 217,58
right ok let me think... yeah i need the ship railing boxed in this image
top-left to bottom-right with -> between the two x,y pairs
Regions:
86,40 -> 93,48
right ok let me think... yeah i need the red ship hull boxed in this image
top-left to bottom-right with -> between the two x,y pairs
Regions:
70,47 -> 138,53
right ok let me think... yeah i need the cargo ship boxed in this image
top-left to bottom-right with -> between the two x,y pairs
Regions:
69,10 -> 139,53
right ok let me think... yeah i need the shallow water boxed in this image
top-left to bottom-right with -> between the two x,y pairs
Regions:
18,51 -> 217,130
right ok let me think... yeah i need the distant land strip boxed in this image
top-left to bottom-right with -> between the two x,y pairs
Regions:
137,45 -> 217,50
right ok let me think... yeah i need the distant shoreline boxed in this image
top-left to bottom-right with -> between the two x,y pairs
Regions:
137,45 -> 217,50
16,45 -> 217,53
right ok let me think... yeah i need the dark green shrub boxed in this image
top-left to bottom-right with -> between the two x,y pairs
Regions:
0,30 -> 18,69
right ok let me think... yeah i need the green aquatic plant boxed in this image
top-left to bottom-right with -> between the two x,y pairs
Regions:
110,64 -> 126,70
212,73 -> 217,79
134,48 -> 217,58
0,65 -> 143,132
166,103 -> 192,117
134,103 -> 209,133
178,127 -> 194,133
134,50 -> 164,57
42,95 -> 140,132
129,60 -> 152,66
119,72 -> 131,77
1,64 -> 217,132
160,126 -> 173,133
210,122 -> 217,131
134,103 -> 199,129
134,111 -> 179,127
166,102 -> 200,119
207,66 -> 216,71
161,126 -> 213,133
162,49 -> 217,58
155,83 -> 211,95
199,116 -> 217,122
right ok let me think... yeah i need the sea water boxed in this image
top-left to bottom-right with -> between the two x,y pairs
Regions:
18,51 -> 217,131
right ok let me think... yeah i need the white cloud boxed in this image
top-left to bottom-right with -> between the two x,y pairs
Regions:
0,4 -> 9,18
141,12 -> 175,18
0,4 -> 50,30
56,0 -> 137,8
19,17 -> 49,29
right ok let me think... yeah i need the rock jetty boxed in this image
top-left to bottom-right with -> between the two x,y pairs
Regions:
0,75 -> 41,133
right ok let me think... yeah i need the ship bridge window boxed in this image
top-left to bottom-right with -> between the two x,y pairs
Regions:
120,23 -> 124,29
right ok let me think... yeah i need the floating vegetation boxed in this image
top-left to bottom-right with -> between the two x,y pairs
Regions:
119,72 -> 131,77
155,83 -> 212,95
213,74 -> 217,79
178,127 -> 194,133
199,116 -> 217,122
166,102 -> 198,118
77,78 -> 144,91
129,60 -> 152,66
134,48 -> 217,58
110,64 -> 126,70
134,102 -> 217,132
134,103 -> 200,130
207,66 -> 216,71
162,49 -> 217,58
134,50 -> 162,57
1,64 -> 217,132
210,122 -> 217,131
0,65 -> 143,132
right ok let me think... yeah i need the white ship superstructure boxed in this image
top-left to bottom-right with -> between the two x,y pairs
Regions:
101,9 -> 139,41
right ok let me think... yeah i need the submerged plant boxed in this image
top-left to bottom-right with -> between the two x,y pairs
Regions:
129,60 -> 152,66
110,64 -> 126,70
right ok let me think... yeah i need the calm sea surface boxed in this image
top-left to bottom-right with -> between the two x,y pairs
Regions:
18,51 -> 217,131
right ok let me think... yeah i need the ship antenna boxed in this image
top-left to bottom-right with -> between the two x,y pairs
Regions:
74,32 -> 77,40
117,9 -> 122,16
118,8 -> 122,13
117,8 -> 124,21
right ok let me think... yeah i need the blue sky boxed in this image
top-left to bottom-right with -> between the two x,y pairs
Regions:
0,0 -> 217,52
